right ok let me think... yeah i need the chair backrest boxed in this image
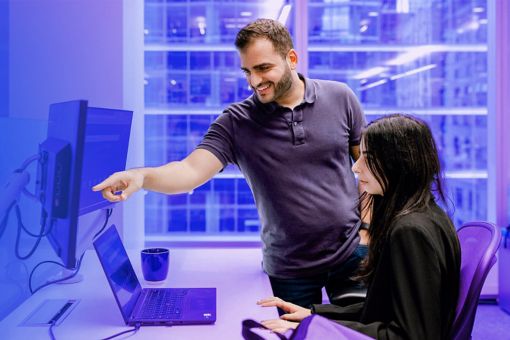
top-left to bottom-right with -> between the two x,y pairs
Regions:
451,221 -> 501,340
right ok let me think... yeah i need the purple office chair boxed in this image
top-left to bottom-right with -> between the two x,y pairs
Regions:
451,221 -> 502,340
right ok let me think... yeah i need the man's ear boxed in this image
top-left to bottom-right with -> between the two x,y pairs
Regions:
287,49 -> 298,70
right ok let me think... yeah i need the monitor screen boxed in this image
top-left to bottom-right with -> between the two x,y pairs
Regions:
79,106 -> 132,215
36,100 -> 132,269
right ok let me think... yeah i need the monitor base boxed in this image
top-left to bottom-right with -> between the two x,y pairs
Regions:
49,268 -> 83,284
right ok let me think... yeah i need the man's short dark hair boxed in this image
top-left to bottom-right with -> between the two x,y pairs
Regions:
235,18 -> 294,59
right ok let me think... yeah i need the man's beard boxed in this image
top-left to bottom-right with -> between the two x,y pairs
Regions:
254,65 -> 293,103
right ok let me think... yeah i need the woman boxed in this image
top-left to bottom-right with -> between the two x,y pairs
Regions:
258,114 -> 461,340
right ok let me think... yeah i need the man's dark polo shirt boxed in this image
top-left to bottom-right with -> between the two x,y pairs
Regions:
197,76 -> 366,278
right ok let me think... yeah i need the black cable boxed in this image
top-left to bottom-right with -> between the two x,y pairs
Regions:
48,320 -> 57,340
18,208 -> 52,238
29,208 -> 112,294
29,251 -> 86,295
22,187 -> 39,202
17,154 -> 40,201
99,324 -> 141,340
0,200 -> 16,240
17,206 -> 109,260
14,205 -> 51,260
16,154 -> 40,172
0,154 -> 40,239
93,208 -> 113,239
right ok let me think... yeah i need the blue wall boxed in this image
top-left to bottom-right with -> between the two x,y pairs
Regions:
0,0 -> 125,321
0,0 -> 8,117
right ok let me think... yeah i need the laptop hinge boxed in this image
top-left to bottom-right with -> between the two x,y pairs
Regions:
131,289 -> 148,320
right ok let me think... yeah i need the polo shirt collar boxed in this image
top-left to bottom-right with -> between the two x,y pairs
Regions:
301,74 -> 317,104
252,74 -> 316,114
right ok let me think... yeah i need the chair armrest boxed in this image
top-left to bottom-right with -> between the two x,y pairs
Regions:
329,287 -> 367,306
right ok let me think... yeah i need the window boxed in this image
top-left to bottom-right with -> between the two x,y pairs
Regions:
144,0 -> 488,237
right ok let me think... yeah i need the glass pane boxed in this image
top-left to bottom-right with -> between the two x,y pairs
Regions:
309,52 -> 487,108
446,178 -> 487,227
169,208 -> 188,232
365,113 -> 488,230
308,1 -> 487,45
308,0 -> 489,232
144,4 -> 165,43
238,208 -> 259,233
144,0 -> 488,238
145,50 -> 254,109
167,52 -> 187,70
167,5 -> 187,42
145,192 -> 168,233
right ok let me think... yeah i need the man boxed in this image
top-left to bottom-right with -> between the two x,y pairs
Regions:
93,18 -> 368,312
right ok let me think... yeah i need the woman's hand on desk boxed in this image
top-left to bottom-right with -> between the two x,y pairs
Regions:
257,296 -> 311,333
260,319 -> 299,334
257,297 -> 311,321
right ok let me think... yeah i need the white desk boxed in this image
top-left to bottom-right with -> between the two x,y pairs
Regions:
1,248 -> 278,340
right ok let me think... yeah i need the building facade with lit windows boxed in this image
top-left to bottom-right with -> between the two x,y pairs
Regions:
143,0 -> 490,236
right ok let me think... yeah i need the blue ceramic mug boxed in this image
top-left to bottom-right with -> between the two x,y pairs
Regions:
141,248 -> 169,282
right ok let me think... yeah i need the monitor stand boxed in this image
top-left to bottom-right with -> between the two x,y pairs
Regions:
48,268 -> 83,284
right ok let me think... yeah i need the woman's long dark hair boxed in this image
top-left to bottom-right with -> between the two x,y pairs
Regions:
357,114 -> 449,283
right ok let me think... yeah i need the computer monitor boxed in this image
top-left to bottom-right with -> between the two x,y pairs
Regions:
36,100 -> 132,269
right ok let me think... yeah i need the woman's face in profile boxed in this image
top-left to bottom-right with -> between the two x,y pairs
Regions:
352,142 -> 384,196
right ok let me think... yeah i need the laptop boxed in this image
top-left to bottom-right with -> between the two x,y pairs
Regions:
93,225 -> 216,326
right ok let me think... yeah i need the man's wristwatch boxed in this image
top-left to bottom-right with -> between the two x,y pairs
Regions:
359,222 -> 370,231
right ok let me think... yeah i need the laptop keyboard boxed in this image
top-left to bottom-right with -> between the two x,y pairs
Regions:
139,289 -> 187,319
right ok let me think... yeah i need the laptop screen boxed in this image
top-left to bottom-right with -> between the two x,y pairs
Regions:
94,225 -> 142,322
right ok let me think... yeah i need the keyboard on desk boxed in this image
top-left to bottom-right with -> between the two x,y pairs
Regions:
138,289 -> 188,320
